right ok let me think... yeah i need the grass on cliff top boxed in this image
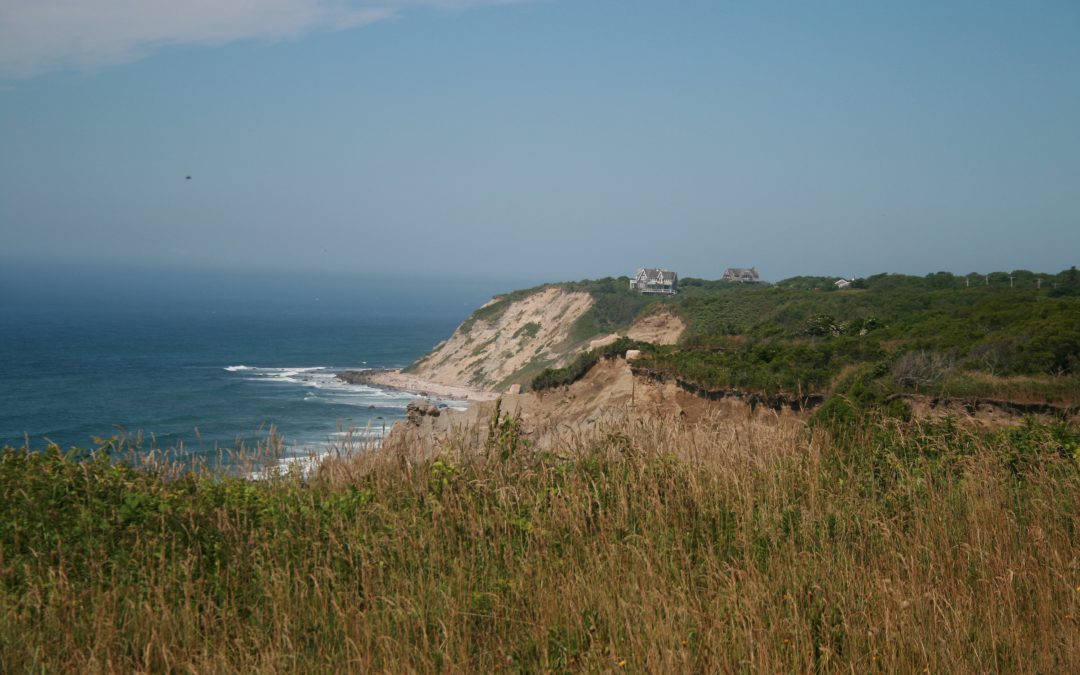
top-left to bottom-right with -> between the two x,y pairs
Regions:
407,278 -> 663,377
639,271 -> 1080,403
3,413 -> 1080,672
933,371 -> 1080,404
559,277 -> 665,345
413,269 -> 1080,398
441,278 -> 663,347
531,336 -> 650,391
456,283 -> 554,334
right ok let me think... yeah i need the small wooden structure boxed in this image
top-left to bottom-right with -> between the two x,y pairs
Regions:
630,268 -> 678,294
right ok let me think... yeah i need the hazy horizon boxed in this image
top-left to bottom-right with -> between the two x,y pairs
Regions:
3,259 -> 1074,322
2,1 -> 1079,287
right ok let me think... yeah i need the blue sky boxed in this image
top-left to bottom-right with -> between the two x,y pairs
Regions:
2,0 -> 1078,287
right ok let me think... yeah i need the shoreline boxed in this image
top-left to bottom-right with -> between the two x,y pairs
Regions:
337,369 -> 500,403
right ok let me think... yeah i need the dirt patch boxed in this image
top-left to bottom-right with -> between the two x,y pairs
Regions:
626,310 -> 685,345
587,334 -> 621,350
388,357 -> 806,455
898,394 -> 1079,429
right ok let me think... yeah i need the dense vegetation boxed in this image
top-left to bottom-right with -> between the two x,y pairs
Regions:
558,277 -> 663,344
437,269 -> 1080,404
5,268 -> 1079,671
531,337 -> 649,391
642,269 -> 1080,407
3,413 -> 1079,671
526,268 -> 1080,407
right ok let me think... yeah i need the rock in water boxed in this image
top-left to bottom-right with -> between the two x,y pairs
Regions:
405,400 -> 441,426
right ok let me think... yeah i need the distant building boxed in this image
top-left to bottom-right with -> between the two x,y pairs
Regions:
722,267 -> 761,283
630,268 -> 678,294
834,278 -> 853,289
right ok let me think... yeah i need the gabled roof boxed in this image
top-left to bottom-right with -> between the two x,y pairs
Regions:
723,267 -> 759,279
637,268 -> 677,283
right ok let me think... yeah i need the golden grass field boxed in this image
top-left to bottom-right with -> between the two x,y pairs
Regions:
2,408 -> 1078,672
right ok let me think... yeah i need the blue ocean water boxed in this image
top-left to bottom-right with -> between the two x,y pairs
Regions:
0,306 -> 460,457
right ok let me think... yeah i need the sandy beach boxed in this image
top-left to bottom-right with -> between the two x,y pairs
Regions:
337,369 -> 500,402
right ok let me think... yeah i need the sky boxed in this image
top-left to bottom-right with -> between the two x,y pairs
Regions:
2,0 -> 1079,295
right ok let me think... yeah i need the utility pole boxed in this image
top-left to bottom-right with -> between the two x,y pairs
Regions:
1009,275 -> 1014,288
1037,279 -> 1042,290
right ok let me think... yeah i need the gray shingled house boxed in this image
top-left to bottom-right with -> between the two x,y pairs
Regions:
630,268 -> 678,294
722,267 -> 761,283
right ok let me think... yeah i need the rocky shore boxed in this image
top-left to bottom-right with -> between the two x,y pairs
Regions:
336,369 -> 499,402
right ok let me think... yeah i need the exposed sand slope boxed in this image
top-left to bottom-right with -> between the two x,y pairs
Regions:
626,309 -> 685,345
585,308 -> 686,351
407,287 -> 594,392
386,353 -> 1075,459
391,357 -> 805,455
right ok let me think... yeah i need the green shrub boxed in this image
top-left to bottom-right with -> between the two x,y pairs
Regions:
531,338 -> 648,391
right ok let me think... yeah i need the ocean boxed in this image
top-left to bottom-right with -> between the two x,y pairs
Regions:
0,305 -> 462,460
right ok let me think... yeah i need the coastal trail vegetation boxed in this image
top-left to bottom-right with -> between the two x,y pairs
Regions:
406,268 -> 1080,402
3,411 -> 1079,672
531,269 -> 1080,411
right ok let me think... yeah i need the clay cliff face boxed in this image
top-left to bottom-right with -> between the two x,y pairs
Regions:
626,309 -> 685,345
388,356 -> 805,457
404,285 -> 687,393
406,287 -> 595,392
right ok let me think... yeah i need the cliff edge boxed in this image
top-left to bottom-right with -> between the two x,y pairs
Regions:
404,286 -> 595,391
401,281 -> 686,393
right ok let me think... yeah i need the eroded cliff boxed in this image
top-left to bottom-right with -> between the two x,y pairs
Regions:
405,286 -> 595,391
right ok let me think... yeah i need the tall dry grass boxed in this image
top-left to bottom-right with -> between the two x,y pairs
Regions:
934,370 -> 1080,405
1,411 -> 1078,672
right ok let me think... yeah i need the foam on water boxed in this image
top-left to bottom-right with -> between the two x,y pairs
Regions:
223,364 -> 455,413
2,308 -> 463,457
